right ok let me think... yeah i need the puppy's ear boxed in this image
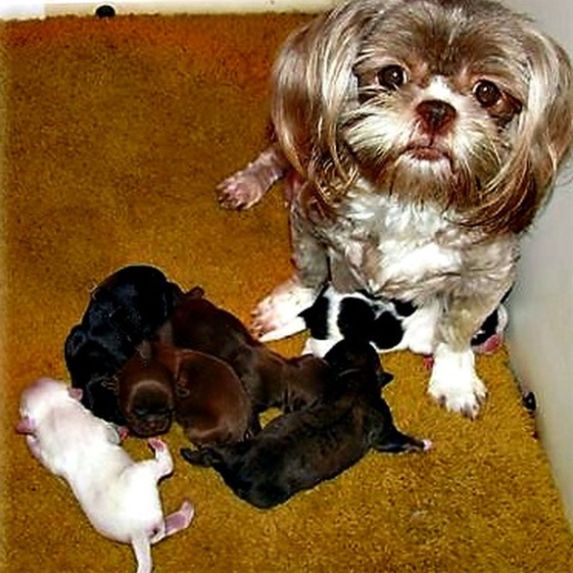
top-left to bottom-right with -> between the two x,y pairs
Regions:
100,375 -> 120,394
187,286 -> 205,299
377,371 -> 393,389
137,340 -> 152,362
15,416 -> 35,435
64,326 -> 88,358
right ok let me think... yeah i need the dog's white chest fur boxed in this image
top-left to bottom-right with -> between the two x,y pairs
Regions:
324,192 -> 467,299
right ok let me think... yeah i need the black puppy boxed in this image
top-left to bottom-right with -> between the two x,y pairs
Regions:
181,339 -> 431,509
65,264 -> 182,424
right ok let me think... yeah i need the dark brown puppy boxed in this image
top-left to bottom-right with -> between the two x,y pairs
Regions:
117,347 -> 175,438
158,287 -> 332,426
152,342 -> 255,446
181,339 -> 431,509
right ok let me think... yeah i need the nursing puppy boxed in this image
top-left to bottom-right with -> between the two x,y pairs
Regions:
152,342 -> 256,445
116,346 -> 175,438
218,0 -> 573,418
65,264 -> 183,425
17,378 -> 194,573
159,287 -> 332,424
298,285 -> 508,358
181,339 -> 430,509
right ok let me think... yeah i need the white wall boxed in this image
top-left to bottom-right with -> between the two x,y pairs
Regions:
503,0 -> 573,529
1,0 -> 572,528
0,0 -> 336,19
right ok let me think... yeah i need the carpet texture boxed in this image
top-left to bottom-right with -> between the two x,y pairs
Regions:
1,13 -> 572,573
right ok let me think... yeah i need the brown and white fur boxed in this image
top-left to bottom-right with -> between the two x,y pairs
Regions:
217,0 -> 573,418
16,378 -> 194,573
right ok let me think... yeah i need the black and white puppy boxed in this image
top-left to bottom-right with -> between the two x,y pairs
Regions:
297,285 -> 508,358
65,264 -> 183,424
181,339 -> 430,509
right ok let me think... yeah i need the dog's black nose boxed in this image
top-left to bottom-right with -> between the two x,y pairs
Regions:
416,99 -> 457,134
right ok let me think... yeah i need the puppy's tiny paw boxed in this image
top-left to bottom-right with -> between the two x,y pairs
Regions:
148,437 -> 167,452
180,499 -> 195,527
117,426 -> 129,442
473,333 -> 504,355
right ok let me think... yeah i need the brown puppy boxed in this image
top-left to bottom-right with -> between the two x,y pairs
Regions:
117,347 -> 175,437
152,342 -> 254,446
158,287 -> 332,427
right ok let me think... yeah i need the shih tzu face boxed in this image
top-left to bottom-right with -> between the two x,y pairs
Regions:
272,0 -> 573,236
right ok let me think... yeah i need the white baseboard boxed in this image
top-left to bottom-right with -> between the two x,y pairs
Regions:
1,0 -> 337,20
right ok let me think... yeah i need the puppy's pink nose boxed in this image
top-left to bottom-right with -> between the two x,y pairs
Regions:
416,100 -> 456,134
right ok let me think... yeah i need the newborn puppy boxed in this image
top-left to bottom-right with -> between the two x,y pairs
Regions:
17,378 -> 194,573
299,285 -> 508,358
181,339 -> 430,509
152,342 -> 255,445
159,287 -> 332,422
65,264 -> 183,425
116,346 -> 175,438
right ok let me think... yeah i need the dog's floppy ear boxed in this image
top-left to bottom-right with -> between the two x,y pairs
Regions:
271,1 -> 384,197
468,24 -> 573,235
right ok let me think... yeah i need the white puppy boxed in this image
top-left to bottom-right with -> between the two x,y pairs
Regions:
16,377 -> 194,573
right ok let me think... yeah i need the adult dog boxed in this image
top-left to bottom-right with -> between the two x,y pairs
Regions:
217,0 -> 573,417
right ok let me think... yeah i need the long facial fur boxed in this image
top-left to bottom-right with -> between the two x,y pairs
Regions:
271,0 -> 573,237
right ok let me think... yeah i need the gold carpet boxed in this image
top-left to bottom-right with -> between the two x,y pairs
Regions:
1,13 -> 572,573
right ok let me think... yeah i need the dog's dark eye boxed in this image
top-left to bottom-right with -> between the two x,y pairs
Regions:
377,65 -> 407,90
473,80 -> 502,108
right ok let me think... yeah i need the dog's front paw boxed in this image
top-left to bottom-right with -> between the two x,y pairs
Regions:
251,280 -> 316,341
216,171 -> 267,210
428,345 -> 487,418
